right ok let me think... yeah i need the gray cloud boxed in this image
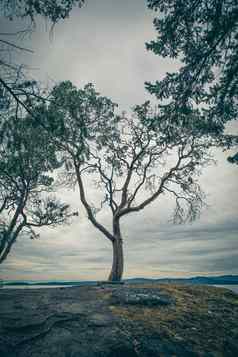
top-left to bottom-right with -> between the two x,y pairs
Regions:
1,0 -> 237,281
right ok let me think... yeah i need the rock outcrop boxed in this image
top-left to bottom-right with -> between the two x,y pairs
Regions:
0,283 -> 237,356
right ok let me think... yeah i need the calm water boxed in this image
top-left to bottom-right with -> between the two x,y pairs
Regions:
1,284 -> 238,293
213,284 -> 238,294
1,284 -> 76,289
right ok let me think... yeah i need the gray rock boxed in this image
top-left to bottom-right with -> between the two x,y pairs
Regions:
1,284 -> 236,357
111,287 -> 174,306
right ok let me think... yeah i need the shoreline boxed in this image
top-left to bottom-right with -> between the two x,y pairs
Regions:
2,282 -> 238,294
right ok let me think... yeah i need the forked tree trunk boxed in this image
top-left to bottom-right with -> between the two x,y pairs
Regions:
108,219 -> 124,281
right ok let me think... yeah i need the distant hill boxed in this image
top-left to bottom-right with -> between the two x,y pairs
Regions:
126,275 -> 238,285
1,280 -> 96,286
1,275 -> 238,287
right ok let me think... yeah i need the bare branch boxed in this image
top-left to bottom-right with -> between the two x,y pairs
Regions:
0,39 -> 33,53
74,161 -> 114,242
0,77 -> 35,116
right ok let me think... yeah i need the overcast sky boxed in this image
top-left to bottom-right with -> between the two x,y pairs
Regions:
1,0 -> 238,281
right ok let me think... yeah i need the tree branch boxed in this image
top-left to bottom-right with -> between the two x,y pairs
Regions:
0,77 -> 35,117
0,39 -> 33,53
74,161 -> 114,242
118,149 -> 185,217
118,133 -> 151,210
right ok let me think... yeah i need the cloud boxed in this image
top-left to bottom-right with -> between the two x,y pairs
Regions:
1,0 -> 237,281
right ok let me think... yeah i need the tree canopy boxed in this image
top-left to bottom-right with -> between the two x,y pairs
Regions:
0,109 -> 73,264
0,0 -> 86,119
35,81 -> 215,280
1,0 -> 85,23
146,0 -> 238,161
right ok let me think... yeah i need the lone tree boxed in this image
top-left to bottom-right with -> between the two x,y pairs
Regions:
146,0 -> 238,162
38,81 -> 214,281
0,111 -> 72,264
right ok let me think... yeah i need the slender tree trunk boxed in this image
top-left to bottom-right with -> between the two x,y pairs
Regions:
0,191 -> 27,264
0,224 -> 24,264
0,233 -> 15,264
108,218 -> 124,282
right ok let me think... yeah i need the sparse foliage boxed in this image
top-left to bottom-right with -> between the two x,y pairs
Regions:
0,0 -> 85,117
37,81 -> 214,281
1,0 -> 85,23
0,110 -> 72,264
146,0 -> 238,158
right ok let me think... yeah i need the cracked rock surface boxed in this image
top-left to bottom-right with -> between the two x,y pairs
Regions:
0,283 -> 238,356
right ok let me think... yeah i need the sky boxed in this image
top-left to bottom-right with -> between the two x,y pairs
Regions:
1,0 -> 238,281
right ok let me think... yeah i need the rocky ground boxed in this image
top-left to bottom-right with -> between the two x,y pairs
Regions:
0,283 -> 238,356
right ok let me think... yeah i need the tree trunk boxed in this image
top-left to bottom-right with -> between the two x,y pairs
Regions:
108,219 -> 124,281
0,224 -> 24,264
0,234 -> 14,264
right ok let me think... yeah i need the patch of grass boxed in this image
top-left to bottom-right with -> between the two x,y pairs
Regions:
109,284 -> 238,355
